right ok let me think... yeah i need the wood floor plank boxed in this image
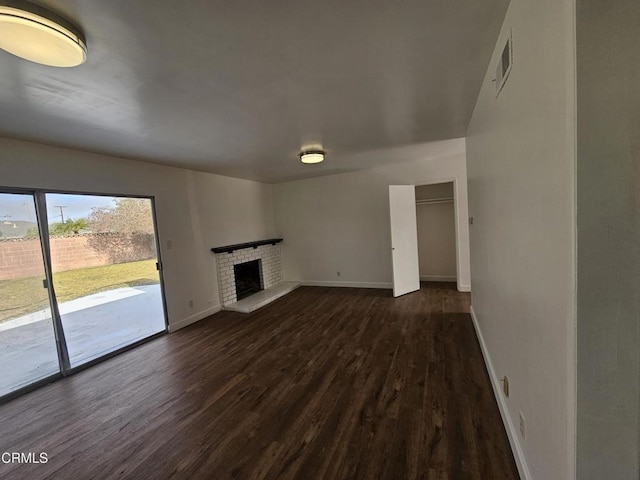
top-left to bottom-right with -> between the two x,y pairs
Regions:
0,283 -> 518,480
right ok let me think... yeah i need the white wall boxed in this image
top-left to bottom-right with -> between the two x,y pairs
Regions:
273,139 -> 471,292
465,0 -> 577,478
576,1 -> 640,478
0,137 -> 275,331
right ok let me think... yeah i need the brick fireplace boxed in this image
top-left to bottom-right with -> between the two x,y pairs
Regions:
213,240 -> 283,307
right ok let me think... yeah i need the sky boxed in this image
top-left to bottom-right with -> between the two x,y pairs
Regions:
0,193 -> 117,225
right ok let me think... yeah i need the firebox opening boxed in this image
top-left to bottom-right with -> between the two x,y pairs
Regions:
234,259 -> 263,301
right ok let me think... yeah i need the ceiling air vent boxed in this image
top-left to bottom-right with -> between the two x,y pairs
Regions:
495,30 -> 513,97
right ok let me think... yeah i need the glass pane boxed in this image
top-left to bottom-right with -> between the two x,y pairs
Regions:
46,194 -> 166,368
0,193 -> 59,396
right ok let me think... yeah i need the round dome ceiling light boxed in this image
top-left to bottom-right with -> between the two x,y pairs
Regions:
0,0 -> 87,67
299,149 -> 325,164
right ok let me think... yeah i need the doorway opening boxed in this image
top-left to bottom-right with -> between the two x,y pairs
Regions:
389,180 -> 464,297
415,182 -> 457,284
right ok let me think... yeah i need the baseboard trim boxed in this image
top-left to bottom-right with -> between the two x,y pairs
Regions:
469,305 -> 532,480
299,279 -> 468,293
301,280 -> 392,289
420,275 -> 457,282
169,305 -> 222,332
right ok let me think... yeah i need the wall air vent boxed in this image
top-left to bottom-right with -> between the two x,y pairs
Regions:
495,30 -> 513,97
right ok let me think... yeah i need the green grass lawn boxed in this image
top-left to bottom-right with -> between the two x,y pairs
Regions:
0,259 -> 159,324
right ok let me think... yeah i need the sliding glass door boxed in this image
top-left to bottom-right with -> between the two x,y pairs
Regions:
46,194 -> 165,367
0,193 -> 60,396
0,189 -> 167,399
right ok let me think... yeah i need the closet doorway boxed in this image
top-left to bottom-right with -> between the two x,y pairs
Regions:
415,182 -> 457,283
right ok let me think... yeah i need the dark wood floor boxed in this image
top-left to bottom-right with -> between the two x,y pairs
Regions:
0,283 -> 519,480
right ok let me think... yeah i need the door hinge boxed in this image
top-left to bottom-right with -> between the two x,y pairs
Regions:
42,278 -> 49,289
156,262 -> 162,271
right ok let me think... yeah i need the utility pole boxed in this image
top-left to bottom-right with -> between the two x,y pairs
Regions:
54,205 -> 67,223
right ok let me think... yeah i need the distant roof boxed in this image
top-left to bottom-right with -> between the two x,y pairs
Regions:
0,220 -> 37,239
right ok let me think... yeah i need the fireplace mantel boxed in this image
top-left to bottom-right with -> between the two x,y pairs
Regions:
211,238 -> 283,254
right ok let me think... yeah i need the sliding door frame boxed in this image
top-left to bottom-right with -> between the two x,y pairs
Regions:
0,186 -> 169,404
34,192 -> 71,371
0,188 -> 64,403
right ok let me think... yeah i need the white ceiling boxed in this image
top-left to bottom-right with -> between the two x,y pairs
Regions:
0,0 -> 509,183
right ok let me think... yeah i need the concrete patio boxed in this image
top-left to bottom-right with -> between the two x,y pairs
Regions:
0,284 -> 165,396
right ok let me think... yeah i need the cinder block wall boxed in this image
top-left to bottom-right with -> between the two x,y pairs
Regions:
0,233 -> 156,280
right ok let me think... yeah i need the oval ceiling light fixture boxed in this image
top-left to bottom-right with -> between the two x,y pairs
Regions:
299,148 -> 325,164
0,0 -> 87,67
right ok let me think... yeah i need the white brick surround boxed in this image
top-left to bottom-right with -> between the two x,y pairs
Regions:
214,243 -> 283,306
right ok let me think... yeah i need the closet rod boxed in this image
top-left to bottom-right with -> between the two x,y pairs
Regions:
416,197 -> 454,205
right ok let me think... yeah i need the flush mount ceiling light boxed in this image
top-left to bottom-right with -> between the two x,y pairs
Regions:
299,149 -> 325,164
0,0 -> 87,67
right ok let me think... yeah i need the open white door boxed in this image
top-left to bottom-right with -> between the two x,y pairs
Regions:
389,185 -> 420,297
